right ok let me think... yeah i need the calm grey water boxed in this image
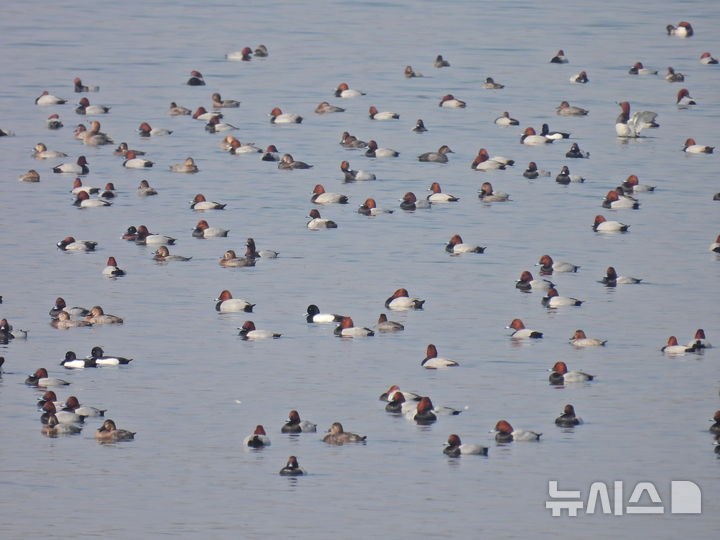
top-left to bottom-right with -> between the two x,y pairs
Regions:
1,0 -> 718,538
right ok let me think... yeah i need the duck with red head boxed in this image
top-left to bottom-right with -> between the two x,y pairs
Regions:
427,182 -> 458,202
667,21 -> 693,37
123,150 -> 154,168
341,160 -> 375,181
226,47 -> 253,61
478,182 -> 510,202
411,397 -> 437,425
421,344 -> 459,369
311,184 -> 347,204
334,82 -> 365,98
239,321 -> 281,340
63,396 -> 105,417
541,288 -> 583,308
193,220 -> 229,238
600,266 -> 642,286
25,367 -> 70,387
569,329 -> 606,347
444,434 -> 488,456
593,215 -> 630,233
688,329 -> 712,349
358,198 -> 392,216
683,138 -> 714,153
215,290 -> 254,313
306,209 -> 337,230
494,420 -> 541,442
186,70 -> 205,85
446,234 -> 485,254
537,254 -> 579,274
507,319 -> 543,339
243,425 -> 271,447
365,140 -> 399,158
438,94 -> 466,108
550,49 -> 568,63
661,336 -> 695,355
549,361 -> 594,385
279,456 -> 305,476
555,404 -> 582,426
515,270 -> 553,291
334,316 -> 374,337
471,148 -> 506,170
710,411 -> 720,434
269,107 -> 302,124
102,256 -> 125,277
191,193 -> 226,211
281,410 -> 317,433
385,288 -> 425,310
53,155 -> 89,175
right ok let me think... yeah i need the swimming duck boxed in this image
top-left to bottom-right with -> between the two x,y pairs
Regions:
306,304 -> 343,324
520,127 -> 552,145
357,198 -> 392,215
339,131 -> 368,148
215,290 -> 254,313
688,329 -> 712,349
495,112 -> 519,126
434,55 -> 450,67
481,77 -> 504,89
565,143 -> 589,158
53,156 -> 89,175
18,170 -> 40,182
46,114 -> 63,129
169,157 -> 199,173
102,257 -> 125,277
211,93 -> 240,108
322,422 -> 366,444
523,162 -> 550,179
25,367 -> 70,387
205,116 -> 238,133
709,234 -> 720,253
418,145 -> 453,163
409,397 -> 437,425
41,401 -> 84,425
444,434 -> 488,456
666,21 -> 693,37
191,193 -> 225,210
227,139 -> 261,154
661,336 -> 696,355
35,91 -> 67,105
278,154 -> 312,169
193,219 -> 229,238
334,82 -> 365,98
676,88 -> 696,107
556,101 -> 588,116
427,182 -> 458,202
439,94 -> 466,108
245,237 -> 278,259
700,52 -> 718,64
306,209 -> 338,229
51,312 -> 91,329
239,321 -> 281,340
569,329 -> 606,347
549,361 -> 594,384
138,122 -> 172,137
135,225 -> 176,245
537,254 -> 579,274
550,49 -> 568,63
95,419 -> 135,442
314,101 -> 345,114
665,67 -> 685,82
153,246 -> 191,262
375,314 -> 404,332
404,65 -> 422,78
555,165 -> 584,184
386,288 -> 425,310
42,414 -> 82,437
493,420 -> 541,442
62,396 -> 105,417
621,174 -> 655,193
167,102 -> 191,115
279,456 -> 305,476
311,184 -> 347,204
87,346 -> 132,366
506,318 -> 543,339
226,47 -> 252,61
555,404 -> 582,427
600,266 -> 641,286
113,142 -> 146,157
49,297 -> 89,317
75,97 -> 110,115
73,77 -> 99,92
219,250 -> 255,267
186,70 -> 205,86
515,271 -> 553,292
541,288 -> 583,307
628,62 -> 657,75
79,120 -> 114,146
84,306 -> 123,325
100,182 -> 115,199
73,191 -> 111,208
33,143 -> 67,160
380,385 -> 421,403
709,411 -> 720,434
365,140 -> 399,158
592,215 -> 629,232
193,107 -> 222,121
478,182 -> 510,202
471,148 -> 508,170
334,317 -> 374,337
123,151 -> 154,168
412,119 -> 428,132
446,234 -> 485,254
421,344 -> 459,369
602,190 -> 639,209
340,160 -> 375,181
683,138 -> 713,153
569,71 -> 588,83
368,106 -> 399,120
260,144 -> 281,161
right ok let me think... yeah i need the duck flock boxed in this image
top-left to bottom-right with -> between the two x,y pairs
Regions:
1,4 -> 719,534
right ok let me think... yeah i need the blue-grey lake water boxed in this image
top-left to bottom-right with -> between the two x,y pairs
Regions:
1,0 -> 718,538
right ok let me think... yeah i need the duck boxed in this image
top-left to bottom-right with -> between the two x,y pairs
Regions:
169,157 -> 199,173
709,411 -> 720,434
569,329 -> 606,347
306,304 -> 343,324
621,174 -> 655,193
193,220 -> 229,238
0,319 -> 15,341
87,346 -> 132,366
661,336 -> 696,355
270,107 -> 302,124
314,101 -> 345,114
676,88 -> 696,107
60,351 -> 97,369
386,288 -> 425,310
569,71 -> 589,83
379,385 -> 421,403
434,54 -> 450,67
42,414 -> 82,437
555,165 -> 584,184
135,225 -> 176,245
339,131 -> 368,148
666,21 -> 693,37
79,120 -> 114,146
205,116 -> 238,133
193,107 -> 222,121
549,361 -> 594,384
228,139 -> 262,155
73,191 -> 111,208
51,312 -> 91,329
365,140 -> 399,158
0,128 -> 12,136
709,234 -> 720,253
600,266 -> 641,286
153,246 -> 191,262
123,151 -> 154,168
334,317 -> 374,337
102,257 -> 126,277
113,142 -> 146,157
523,162 -> 550,179
260,144 -> 281,161
541,288 -> 583,307
278,154 -> 312,169
446,234 -> 485,254
226,47 -> 252,61
41,401 -> 84,425
75,97 -> 110,115
322,422 -> 366,444
245,237 -> 278,259
84,306 -> 123,325
219,250 -> 255,267
565,143 -> 590,158
311,184 -> 347,204
35,91 -> 67,105
495,111 -> 519,126
186,70 -> 205,85
602,190 -> 639,209
687,329 -> 712,349
700,52 -> 718,64
515,271 -> 553,292
239,321 -> 281,340
100,182 -> 115,199
25,368 -> 70,387
191,193 -> 225,210
412,119 -> 428,132
374,314 -> 404,333
33,143 -> 67,160
537,254 -> 579,274
439,94 -> 466,108
520,127 -> 552,145
556,101 -> 589,116
478,182 -> 510,202
62,396 -> 105,417
665,67 -> 685,82
494,420 -> 541,442
73,77 -> 99,92
122,226 -> 139,241
167,102 -> 191,115
628,62 -> 657,75
615,102 -> 659,136
306,209 -> 338,229
95,419 -> 135,442
18,170 -> 40,182
49,297 -> 89,317
481,77 -> 504,89
46,114 -> 63,129
357,198 -> 392,216
506,318 -> 543,339
593,215 -> 629,232
404,65 -> 422,78
138,122 -> 172,137
555,405 -> 582,427
471,148 -> 507,170
211,93 -> 240,108
550,49 -> 568,63
368,106 -> 399,120
340,160 -> 375,181
279,456 -> 305,476
421,344 -> 459,369
418,145 -> 453,163
541,124 -> 570,140
444,434 -> 488,457
334,82 -> 365,98
52,156 -> 89,175
427,182 -> 458,202
408,397 -> 437,425
683,138 -> 714,153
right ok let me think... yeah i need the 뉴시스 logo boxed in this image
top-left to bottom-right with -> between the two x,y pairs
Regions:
546,480 -> 702,516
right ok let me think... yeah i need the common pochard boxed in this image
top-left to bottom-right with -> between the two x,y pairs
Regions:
191,194 -> 226,210
46,114 -> 63,129
205,116 -> 238,133
600,266 -> 641,285
495,111 -> 519,126
215,290 -> 254,313
123,151 -> 153,168
186,70 -> 205,85
688,329 -> 712,349
35,91 -> 67,105
245,237 -> 278,259
541,288 -> 583,307
226,47 -> 252,61
239,321 -> 281,340
537,254 -> 579,274
506,318 -> 543,339
211,93 -> 240,108
334,316 -> 374,337
311,184 -> 347,204
555,404 -> 582,426
549,361 -> 594,384
73,191 -> 111,208
73,77 -> 99,92
550,49 -> 568,63
661,336 -> 696,355
101,257 -> 125,277
75,97 -> 110,115
41,401 -> 84,425
385,288 -> 425,310
368,106 -> 399,120
446,234 -> 485,254
375,314 -> 404,332
700,52 -> 718,64
63,396 -> 105,417
683,138 -> 714,153
135,225 -> 176,245
25,368 -> 70,387
42,415 -> 81,436
404,65 -> 422,77
666,21 -> 693,37
400,192 -> 430,210
593,215 -> 629,232
409,397 -> 437,425
515,271 -> 553,292
365,140 -> 399,158
334,82 -> 365,98
427,182 -> 458,202
52,155 -> 89,175
520,127 -> 552,145
56,236 -> 97,251
628,62 -> 657,75
556,101 -> 588,116
339,131 -> 367,148
314,101 -> 345,114
676,88 -> 696,107
439,94 -> 466,108
602,190 -> 639,209
615,102 -> 659,138
621,174 -> 655,192
306,209 -> 338,229
340,160 -> 376,181
444,434 -> 488,456
279,456 -> 305,476
569,329 -> 606,347
478,182 -> 510,202
138,122 -> 172,136
357,198 -> 392,215
493,420 -> 541,442
421,344 -> 459,369
193,220 -> 229,238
